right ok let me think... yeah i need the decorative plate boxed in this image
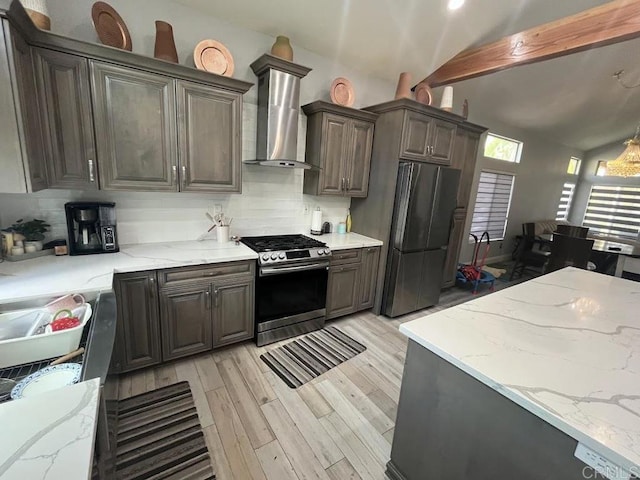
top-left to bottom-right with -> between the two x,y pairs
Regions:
91,1 -> 132,51
11,363 -> 81,400
415,82 -> 433,106
330,77 -> 355,107
193,40 -> 235,77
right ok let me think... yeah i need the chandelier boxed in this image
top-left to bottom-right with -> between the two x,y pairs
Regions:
606,124 -> 640,177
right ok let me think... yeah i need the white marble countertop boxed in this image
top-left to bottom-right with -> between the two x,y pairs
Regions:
400,267 -> 640,474
314,232 -> 383,250
0,378 -> 100,480
0,233 -> 383,303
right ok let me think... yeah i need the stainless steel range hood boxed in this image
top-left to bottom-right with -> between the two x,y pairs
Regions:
245,54 -> 312,169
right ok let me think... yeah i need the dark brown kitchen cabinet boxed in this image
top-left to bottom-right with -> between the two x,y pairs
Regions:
91,61 -> 177,191
358,247 -> 380,310
327,263 -> 361,319
177,80 -> 242,193
159,283 -> 213,361
5,25 -> 47,191
302,101 -> 377,198
442,208 -> 468,288
450,127 -> 482,208
400,111 -> 456,165
33,48 -> 96,189
213,276 -> 254,347
113,272 -> 162,373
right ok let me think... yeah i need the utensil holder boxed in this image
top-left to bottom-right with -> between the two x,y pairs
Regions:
217,226 -> 229,243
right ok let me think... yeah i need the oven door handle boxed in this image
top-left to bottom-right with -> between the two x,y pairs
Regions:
260,262 -> 330,276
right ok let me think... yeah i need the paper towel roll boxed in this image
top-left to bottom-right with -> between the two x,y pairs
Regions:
311,208 -> 323,235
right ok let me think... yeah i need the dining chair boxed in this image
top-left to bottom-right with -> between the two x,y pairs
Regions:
556,224 -> 590,238
546,233 -> 595,273
509,223 -> 550,279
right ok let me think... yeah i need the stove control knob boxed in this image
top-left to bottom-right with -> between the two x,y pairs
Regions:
317,249 -> 324,255
324,249 -> 331,255
279,252 -> 286,259
262,254 -> 270,262
271,253 -> 278,260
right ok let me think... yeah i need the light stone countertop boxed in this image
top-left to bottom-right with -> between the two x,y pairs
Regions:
400,267 -> 640,475
0,233 -> 383,303
0,378 -> 100,480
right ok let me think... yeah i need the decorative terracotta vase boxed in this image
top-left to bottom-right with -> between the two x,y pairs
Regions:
20,0 -> 50,30
154,21 -> 178,63
271,35 -> 293,61
394,72 -> 412,99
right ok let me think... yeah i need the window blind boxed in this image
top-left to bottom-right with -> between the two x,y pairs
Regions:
583,185 -> 640,240
555,182 -> 575,221
470,171 -> 515,241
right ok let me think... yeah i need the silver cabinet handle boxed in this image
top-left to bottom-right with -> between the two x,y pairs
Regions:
205,288 -> 211,310
346,178 -> 350,191
181,165 -> 187,189
172,165 -> 177,185
148,275 -> 155,299
88,160 -> 95,182
214,288 -> 219,307
341,178 -> 345,191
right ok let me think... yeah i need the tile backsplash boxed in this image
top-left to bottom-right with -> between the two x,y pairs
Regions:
0,103 -> 351,245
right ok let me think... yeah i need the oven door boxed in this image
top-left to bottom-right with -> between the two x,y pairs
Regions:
256,261 -> 329,329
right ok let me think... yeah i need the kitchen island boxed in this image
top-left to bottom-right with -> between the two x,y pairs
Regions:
390,267 -> 640,480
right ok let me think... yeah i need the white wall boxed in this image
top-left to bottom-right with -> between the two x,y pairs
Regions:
459,117 -> 584,263
0,0 -> 396,244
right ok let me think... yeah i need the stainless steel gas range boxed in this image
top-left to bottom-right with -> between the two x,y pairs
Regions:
240,234 -> 331,346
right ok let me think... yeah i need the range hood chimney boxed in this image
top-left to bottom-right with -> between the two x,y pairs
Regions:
245,54 -> 312,169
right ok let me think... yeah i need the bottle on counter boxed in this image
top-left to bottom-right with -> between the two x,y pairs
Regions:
345,209 -> 352,233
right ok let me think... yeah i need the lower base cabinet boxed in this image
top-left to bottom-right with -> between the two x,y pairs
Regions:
159,284 -> 213,361
113,261 -> 255,372
327,246 -> 381,319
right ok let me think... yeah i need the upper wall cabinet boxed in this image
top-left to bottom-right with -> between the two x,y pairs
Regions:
400,111 -> 456,165
91,62 -> 177,191
34,48 -> 97,189
0,1 -> 253,193
177,80 -> 242,193
302,101 -> 377,198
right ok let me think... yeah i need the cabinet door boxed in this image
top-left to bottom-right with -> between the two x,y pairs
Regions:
160,284 -> 213,361
430,119 -> 457,165
6,27 -> 47,191
358,247 -> 380,310
346,120 -> 374,198
454,130 -> 480,208
327,264 -> 360,319
34,48 -> 96,189
400,111 -> 432,162
177,81 -> 242,193
113,272 -> 162,372
213,276 -> 254,347
91,62 -> 177,191
318,113 -> 349,195
442,208 -> 467,288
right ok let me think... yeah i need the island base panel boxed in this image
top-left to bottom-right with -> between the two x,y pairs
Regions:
387,340 -> 607,480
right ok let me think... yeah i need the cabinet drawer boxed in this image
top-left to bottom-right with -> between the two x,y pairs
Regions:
330,248 -> 362,265
159,261 -> 254,287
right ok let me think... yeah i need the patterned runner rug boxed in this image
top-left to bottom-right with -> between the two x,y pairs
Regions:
115,381 -> 215,480
260,326 -> 367,388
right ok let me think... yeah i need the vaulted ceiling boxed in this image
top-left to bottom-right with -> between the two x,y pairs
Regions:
175,0 -> 639,151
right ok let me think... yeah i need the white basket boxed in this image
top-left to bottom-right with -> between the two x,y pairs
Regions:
0,304 -> 92,369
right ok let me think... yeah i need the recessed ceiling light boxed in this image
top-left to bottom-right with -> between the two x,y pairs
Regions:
448,0 -> 465,10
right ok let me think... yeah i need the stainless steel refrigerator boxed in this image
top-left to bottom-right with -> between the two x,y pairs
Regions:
382,162 -> 460,317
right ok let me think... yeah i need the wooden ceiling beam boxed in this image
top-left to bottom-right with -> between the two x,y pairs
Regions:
421,0 -> 640,88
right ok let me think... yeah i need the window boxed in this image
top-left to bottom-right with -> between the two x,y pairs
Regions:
470,171 -> 516,241
583,185 -> 640,240
596,161 -> 608,176
567,157 -> 581,175
556,183 -> 575,221
483,133 -> 523,163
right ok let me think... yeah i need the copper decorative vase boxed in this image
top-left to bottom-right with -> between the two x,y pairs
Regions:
271,35 -> 293,61
395,72 -> 412,99
154,20 -> 178,63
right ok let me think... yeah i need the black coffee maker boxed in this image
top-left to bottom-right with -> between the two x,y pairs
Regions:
65,202 -> 119,255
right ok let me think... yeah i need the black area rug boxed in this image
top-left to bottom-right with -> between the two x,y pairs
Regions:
260,326 -> 366,389
115,381 -> 215,480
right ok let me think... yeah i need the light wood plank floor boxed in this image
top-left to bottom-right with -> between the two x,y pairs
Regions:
118,291 -> 493,480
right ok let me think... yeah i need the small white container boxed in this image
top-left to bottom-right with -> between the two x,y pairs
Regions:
0,304 -> 92,369
217,225 -> 229,243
